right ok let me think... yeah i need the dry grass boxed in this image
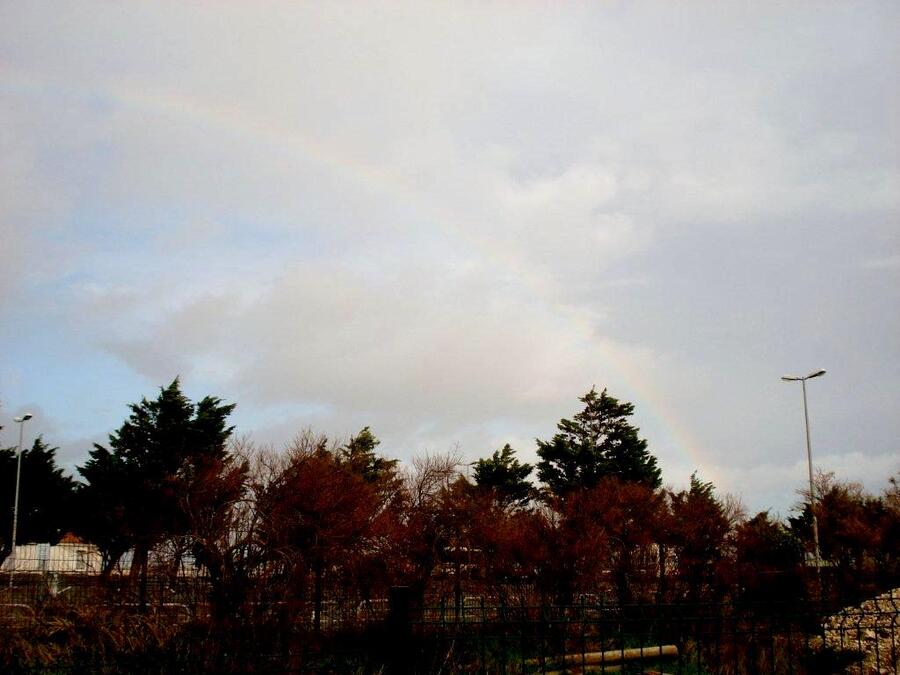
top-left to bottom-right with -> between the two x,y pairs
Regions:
0,603 -> 185,673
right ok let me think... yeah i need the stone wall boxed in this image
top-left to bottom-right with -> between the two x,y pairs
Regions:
823,589 -> 900,674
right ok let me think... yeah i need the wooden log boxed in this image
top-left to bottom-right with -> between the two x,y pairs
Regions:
543,667 -> 623,675
527,644 -> 678,667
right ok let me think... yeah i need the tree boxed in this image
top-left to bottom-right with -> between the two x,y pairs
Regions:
554,478 -> 666,604
537,387 -> 661,496
666,473 -> 732,602
789,471 -> 891,597
734,511 -> 804,603
73,444 -> 134,574
789,472 -> 868,570
181,440 -> 250,629
334,428 -> 404,602
473,444 -> 533,507
338,427 -> 398,484
258,432 -> 382,631
77,379 -> 236,587
392,451 -> 462,600
0,437 -> 77,558
880,473 -> 900,581
337,427 -> 403,511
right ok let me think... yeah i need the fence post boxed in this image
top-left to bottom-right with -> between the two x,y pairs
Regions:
388,586 -> 414,674
480,596 -> 487,674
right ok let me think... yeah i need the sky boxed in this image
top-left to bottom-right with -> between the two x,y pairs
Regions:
1,1 -> 897,515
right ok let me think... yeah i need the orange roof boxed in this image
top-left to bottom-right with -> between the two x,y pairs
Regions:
58,532 -> 85,544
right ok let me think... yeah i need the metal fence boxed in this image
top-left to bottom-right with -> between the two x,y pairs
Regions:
0,565 -> 897,673
393,596 -> 900,674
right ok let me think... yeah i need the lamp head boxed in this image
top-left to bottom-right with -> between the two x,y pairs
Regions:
13,414 -> 33,422
782,370 -> 826,382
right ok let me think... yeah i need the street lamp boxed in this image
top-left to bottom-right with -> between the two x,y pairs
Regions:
781,369 -> 826,581
9,413 -> 33,590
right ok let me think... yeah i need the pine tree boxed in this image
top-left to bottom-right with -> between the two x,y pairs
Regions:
77,379 -> 236,578
0,437 -> 77,556
536,387 -> 661,496
473,444 -> 533,506
338,427 -> 399,485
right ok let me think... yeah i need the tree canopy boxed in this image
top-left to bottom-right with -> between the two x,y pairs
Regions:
77,378 -> 236,574
536,387 -> 661,495
0,437 -> 77,555
338,426 -> 399,487
4,379 -> 895,618
473,444 -> 533,506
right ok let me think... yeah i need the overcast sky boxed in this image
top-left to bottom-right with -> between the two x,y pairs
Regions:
1,2 -> 897,515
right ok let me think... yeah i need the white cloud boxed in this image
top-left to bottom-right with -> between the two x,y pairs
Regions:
706,451 -> 900,517
98,256 -> 655,439
1,2 -> 897,512
860,255 -> 900,270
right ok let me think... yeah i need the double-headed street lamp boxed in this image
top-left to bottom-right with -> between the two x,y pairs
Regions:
781,369 -> 825,580
9,413 -> 33,590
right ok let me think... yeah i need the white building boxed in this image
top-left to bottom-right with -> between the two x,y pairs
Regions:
1,534 -> 208,577
1,534 -> 102,574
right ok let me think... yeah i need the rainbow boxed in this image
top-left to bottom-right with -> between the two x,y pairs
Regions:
1,69 -> 718,488
593,339 -> 721,489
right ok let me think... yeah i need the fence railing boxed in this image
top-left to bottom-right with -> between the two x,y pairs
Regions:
388,588 -> 900,674
0,568 -> 897,673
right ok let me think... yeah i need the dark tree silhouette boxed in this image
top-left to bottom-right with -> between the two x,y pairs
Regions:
734,511 -> 804,602
77,379 -> 236,591
666,473 -> 731,602
537,387 -> 661,496
0,436 -> 77,558
338,426 -> 401,491
789,472 -> 892,596
181,445 -> 250,628
473,444 -> 533,507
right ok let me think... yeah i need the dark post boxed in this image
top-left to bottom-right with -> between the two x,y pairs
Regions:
388,585 -> 414,673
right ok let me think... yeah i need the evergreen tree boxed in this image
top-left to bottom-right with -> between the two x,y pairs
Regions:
77,379 -> 236,578
74,443 -> 135,573
0,437 -> 77,556
338,427 -> 399,485
536,387 -> 661,496
473,444 -> 533,506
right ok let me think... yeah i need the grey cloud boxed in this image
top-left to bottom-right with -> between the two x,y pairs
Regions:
860,255 -> 900,270
1,1 -> 897,513
100,258 -> 650,425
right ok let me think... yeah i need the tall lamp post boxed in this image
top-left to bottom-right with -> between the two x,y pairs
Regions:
9,413 -> 33,591
781,369 -> 825,583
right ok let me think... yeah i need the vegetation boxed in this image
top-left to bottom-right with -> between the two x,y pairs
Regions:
536,387 -> 661,495
0,382 -> 897,671
0,437 -> 76,558
472,443 -> 533,506
77,379 -> 238,586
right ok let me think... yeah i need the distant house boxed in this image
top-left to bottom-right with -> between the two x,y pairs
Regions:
1,533 -> 102,574
1,534 -> 208,577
